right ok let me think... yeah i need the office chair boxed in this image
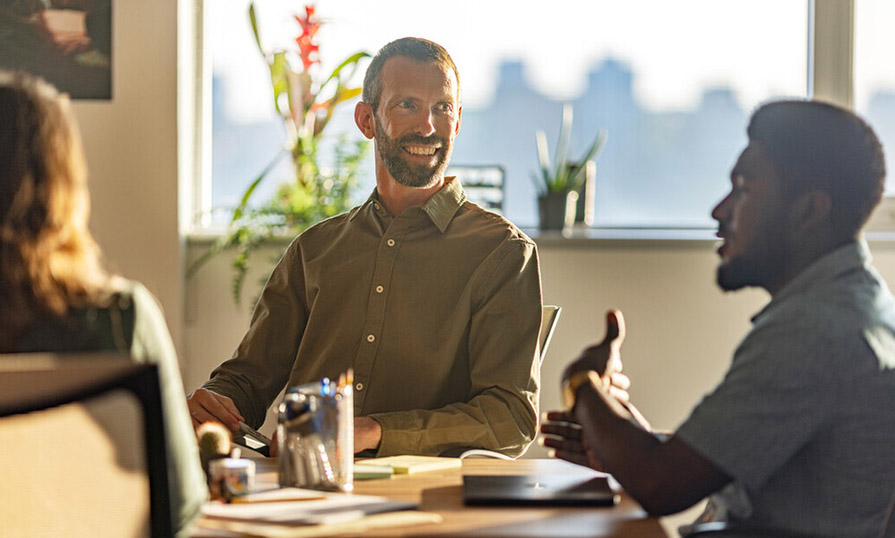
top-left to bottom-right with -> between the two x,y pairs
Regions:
684,491 -> 895,538
453,305 -> 563,460
538,305 -> 562,365
0,353 -> 173,538
682,521 -> 820,538
446,164 -> 505,214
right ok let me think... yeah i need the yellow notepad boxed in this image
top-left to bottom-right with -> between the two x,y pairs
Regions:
352,464 -> 395,480
356,455 -> 461,474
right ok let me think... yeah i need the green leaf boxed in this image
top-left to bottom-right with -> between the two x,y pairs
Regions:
248,2 -> 263,56
314,51 -> 370,134
535,105 -> 608,193
569,128 -> 608,189
553,103 -> 574,186
232,149 -> 289,222
530,170 -> 547,196
320,51 -> 371,90
186,237 -> 225,279
535,130 -> 551,189
268,52 -> 291,117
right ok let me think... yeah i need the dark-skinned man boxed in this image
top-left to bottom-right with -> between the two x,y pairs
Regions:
542,100 -> 895,538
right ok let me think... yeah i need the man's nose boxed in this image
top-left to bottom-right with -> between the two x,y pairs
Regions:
412,109 -> 436,136
711,194 -> 729,222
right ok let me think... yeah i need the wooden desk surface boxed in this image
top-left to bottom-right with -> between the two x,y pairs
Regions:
197,457 -> 668,538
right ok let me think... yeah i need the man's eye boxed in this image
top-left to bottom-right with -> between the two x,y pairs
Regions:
399,100 -> 414,110
436,103 -> 453,114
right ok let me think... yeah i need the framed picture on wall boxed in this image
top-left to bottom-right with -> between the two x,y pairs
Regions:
0,0 -> 112,100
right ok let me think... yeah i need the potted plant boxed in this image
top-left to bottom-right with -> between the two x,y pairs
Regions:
532,104 -> 607,232
189,3 -> 371,305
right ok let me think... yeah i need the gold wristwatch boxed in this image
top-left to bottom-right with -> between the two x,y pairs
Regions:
561,370 -> 603,410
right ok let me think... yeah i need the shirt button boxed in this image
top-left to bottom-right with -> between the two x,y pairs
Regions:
355,383 -> 364,391
366,334 -> 375,342
373,202 -> 380,211
387,239 -> 395,247
375,285 -> 384,293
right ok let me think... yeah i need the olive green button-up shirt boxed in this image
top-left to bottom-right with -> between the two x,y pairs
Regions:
204,178 -> 542,457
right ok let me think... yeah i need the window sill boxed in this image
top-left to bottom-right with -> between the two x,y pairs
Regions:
186,226 -> 895,249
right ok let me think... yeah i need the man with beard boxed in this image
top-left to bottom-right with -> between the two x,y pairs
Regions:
541,100 -> 895,537
188,38 -> 542,457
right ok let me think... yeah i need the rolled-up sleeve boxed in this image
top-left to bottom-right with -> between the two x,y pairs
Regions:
202,241 -> 308,427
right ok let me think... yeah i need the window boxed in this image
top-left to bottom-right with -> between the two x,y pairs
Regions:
855,0 -> 895,194
198,1 -> 818,232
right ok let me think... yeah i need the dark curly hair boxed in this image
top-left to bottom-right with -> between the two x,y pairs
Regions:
747,99 -> 887,239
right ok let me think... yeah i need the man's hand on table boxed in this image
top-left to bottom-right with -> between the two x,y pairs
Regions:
271,416 -> 381,458
187,388 -> 244,433
354,416 -> 382,453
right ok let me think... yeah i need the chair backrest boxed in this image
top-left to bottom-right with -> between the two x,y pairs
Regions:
879,488 -> 895,538
446,164 -> 505,214
539,305 -> 562,365
682,521 -> 817,538
0,353 -> 172,538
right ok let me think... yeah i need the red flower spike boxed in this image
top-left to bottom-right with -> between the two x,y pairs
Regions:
294,4 -> 321,70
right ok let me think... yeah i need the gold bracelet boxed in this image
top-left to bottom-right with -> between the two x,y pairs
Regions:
561,370 -> 603,410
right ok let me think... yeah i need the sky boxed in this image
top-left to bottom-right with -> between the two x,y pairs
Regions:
209,0 -> 833,124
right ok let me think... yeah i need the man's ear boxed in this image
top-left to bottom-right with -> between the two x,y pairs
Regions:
355,101 -> 375,139
791,190 -> 832,233
454,105 -> 462,136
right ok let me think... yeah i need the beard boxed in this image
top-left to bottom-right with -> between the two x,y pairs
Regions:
374,115 -> 453,188
717,255 -> 782,292
715,227 -> 789,292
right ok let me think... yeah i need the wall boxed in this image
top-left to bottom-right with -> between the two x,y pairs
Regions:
74,0 -> 185,355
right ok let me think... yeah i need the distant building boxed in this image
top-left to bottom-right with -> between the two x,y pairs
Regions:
212,58 -> 894,228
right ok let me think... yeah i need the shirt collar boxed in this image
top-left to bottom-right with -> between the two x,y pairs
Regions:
752,239 -> 871,322
421,177 -> 467,233
350,177 -> 467,233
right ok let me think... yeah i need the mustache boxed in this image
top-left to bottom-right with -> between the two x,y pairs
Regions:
399,134 -> 446,147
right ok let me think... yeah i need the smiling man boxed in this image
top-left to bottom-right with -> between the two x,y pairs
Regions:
189,37 -> 542,458
541,100 -> 895,537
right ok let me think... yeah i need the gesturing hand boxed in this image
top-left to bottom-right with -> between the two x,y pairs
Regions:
562,310 -> 627,394
540,410 -> 607,472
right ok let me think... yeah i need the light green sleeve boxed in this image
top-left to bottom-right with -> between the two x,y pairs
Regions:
129,282 -> 208,538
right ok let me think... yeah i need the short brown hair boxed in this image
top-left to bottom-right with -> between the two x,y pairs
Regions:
362,37 -> 461,111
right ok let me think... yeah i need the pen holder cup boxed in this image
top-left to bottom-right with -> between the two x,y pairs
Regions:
277,381 -> 353,492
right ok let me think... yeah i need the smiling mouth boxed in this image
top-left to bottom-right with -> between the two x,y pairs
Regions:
403,145 -> 438,157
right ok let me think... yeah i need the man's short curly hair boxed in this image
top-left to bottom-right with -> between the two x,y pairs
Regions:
748,99 -> 886,238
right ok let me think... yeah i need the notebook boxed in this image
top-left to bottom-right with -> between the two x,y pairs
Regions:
462,474 -> 618,507
355,455 -> 461,474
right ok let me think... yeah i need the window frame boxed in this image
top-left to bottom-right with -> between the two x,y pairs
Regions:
183,0 -> 894,236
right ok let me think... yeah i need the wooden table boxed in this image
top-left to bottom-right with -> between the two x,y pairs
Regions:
195,457 -> 668,538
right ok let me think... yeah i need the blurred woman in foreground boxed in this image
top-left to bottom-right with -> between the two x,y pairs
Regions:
0,71 -> 205,538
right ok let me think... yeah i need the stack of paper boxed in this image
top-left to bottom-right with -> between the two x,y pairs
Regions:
354,455 -> 462,475
201,488 -> 414,526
